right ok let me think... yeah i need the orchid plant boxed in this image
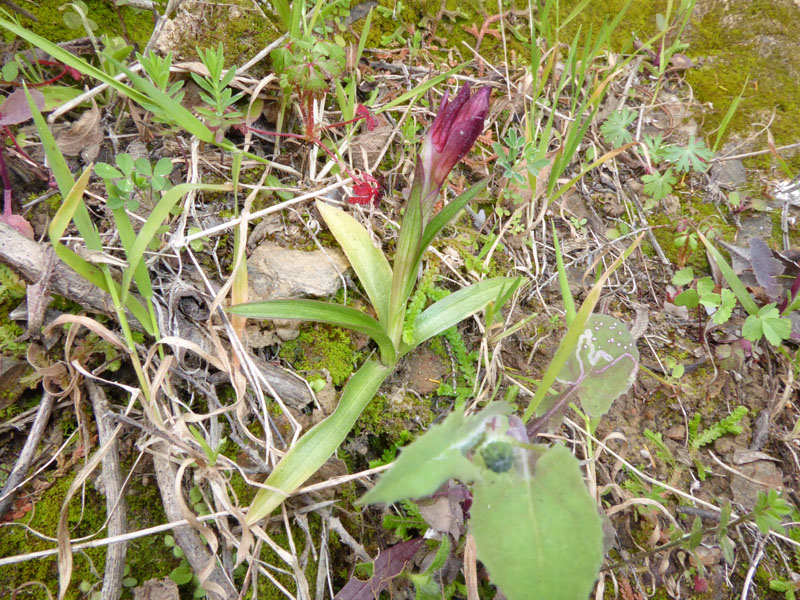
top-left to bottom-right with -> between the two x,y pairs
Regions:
228,84 -> 521,523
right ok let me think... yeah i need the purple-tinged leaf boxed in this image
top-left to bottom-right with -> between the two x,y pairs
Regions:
749,237 -> 784,301
334,539 -> 425,600
0,88 -> 45,125
557,314 -> 639,418
0,212 -> 34,238
788,313 -> 800,342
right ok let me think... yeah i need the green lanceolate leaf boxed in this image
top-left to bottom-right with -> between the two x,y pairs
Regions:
246,359 -> 392,524
316,201 -> 393,327
358,402 -> 513,506
406,277 -> 521,352
228,299 -> 396,364
418,179 -> 489,265
470,445 -> 603,600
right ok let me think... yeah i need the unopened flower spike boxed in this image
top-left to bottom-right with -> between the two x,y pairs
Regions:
415,84 -> 490,222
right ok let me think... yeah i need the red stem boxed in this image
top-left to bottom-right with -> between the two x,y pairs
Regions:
3,125 -> 39,168
0,61 -> 69,87
247,125 -> 361,183
0,137 -> 13,216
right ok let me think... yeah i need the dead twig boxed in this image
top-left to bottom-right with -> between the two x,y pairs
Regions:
0,390 -> 55,518
86,381 -> 127,600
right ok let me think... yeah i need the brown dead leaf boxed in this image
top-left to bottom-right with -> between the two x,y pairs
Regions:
350,124 -> 393,170
417,494 -> 465,540
55,101 -> 103,161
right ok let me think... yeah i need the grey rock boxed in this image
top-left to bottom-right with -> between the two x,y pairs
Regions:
729,459 -> 784,509
247,242 -> 351,301
711,157 -> 747,188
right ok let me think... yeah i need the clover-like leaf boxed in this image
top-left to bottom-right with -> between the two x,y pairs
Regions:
742,303 -> 792,346
641,168 -> 677,201
557,314 -> 639,417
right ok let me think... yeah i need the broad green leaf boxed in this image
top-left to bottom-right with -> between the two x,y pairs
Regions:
557,314 -> 639,418
39,85 -> 84,112
674,288 -> 699,309
470,445 -> 603,600
524,233 -> 645,422
388,165 -> 425,346
672,267 -> 694,287
316,201 -> 393,327
246,360 -> 392,524
228,299 -> 396,364
407,277 -> 521,351
358,403 -> 513,505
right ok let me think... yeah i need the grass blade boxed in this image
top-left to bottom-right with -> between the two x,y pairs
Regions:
697,230 -> 759,316
119,184 -> 231,301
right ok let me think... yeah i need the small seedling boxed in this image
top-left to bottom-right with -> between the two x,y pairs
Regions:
192,43 -> 245,141
672,267 -> 736,326
493,127 -> 549,186
95,153 -> 174,211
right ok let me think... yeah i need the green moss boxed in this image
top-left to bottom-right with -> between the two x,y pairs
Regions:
560,0 -> 800,172
362,0 -> 531,67
559,0 -> 664,51
354,390 -> 433,439
0,473 -> 108,599
278,323 -> 362,386
8,0 -> 153,49
0,460 -> 186,600
684,0 -> 800,171
149,0 -> 281,75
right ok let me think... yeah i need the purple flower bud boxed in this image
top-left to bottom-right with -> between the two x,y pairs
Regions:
418,84 -> 490,199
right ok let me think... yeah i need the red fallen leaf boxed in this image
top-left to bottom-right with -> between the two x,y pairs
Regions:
335,538 -> 425,600
349,173 -> 382,205
0,211 -> 34,239
694,575 -> 709,593
0,88 -> 45,125
355,104 -> 375,132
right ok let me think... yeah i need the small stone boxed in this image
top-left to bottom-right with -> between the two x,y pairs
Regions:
133,578 -> 180,600
729,460 -> 784,509
689,546 -> 722,568
247,242 -> 350,301
664,425 -> 685,441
